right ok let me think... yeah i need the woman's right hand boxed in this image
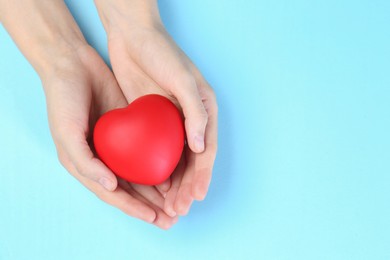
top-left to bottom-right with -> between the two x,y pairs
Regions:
1,0 -> 177,229
42,44 -> 178,230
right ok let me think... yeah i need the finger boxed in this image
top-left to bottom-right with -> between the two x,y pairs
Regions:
119,180 -> 178,230
155,178 -> 171,197
164,157 -> 186,217
153,207 -> 179,230
131,183 -> 165,209
99,186 -> 157,224
191,119 -> 218,200
68,162 -> 156,223
190,77 -> 218,200
171,74 -> 208,154
174,149 -> 195,216
60,131 -> 118,191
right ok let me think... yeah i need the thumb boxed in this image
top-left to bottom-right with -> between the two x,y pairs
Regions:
62,131 -> 118,191
172,75 -> 208,153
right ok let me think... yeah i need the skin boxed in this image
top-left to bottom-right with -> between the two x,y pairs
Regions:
0,0 -> 218,229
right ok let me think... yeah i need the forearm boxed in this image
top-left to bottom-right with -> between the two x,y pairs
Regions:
94,0 -> 162,35
0,0 -> 86,77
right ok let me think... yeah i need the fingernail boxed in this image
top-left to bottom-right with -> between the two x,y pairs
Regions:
194,183 -> 207,201
99,177 -> 115,191
172,216 -> 179,225
177,198 -> 194,216
146,214 -> 156,224
194,135 -> 205,153
166,207 -> 177,217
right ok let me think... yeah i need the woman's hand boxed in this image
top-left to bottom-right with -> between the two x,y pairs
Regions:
43,45 -> 178,229
1,0 -> 177,229
95,0 -> 218,217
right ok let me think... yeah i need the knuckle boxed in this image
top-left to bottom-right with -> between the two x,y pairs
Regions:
198,109 -> 209,122
190,111 -> 208,128
57,152 -> 69,169
186,107 -> 208,126
207,143 -> 218,155
94,192 -> 111,204
51,129 -> 66,147
74,163 -> 90,178
213,102 -> 219,116
56,147 -> 71,169
205,88 -> 218,115
51,122 -> 72,139
173,72 -> 197,90
93,188 -> 119,206
57,155 -> 67,168
207,87 -> 217,101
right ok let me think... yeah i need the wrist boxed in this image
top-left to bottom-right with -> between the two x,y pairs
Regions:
1,0 -> 88,78
94,0 -> 162,36
37,39 -> 90,83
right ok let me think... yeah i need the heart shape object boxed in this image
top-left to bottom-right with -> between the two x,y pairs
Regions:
93,94 -> 185,185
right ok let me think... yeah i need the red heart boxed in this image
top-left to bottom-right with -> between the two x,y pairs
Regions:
93,94 -> 185,185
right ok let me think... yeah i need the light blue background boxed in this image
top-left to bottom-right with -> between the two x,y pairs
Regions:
1,0 -> 389,259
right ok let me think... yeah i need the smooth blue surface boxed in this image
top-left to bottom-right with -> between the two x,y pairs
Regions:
1,1 -> 390,259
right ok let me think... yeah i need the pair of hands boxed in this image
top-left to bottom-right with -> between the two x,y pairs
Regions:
41,1 -> 217,229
